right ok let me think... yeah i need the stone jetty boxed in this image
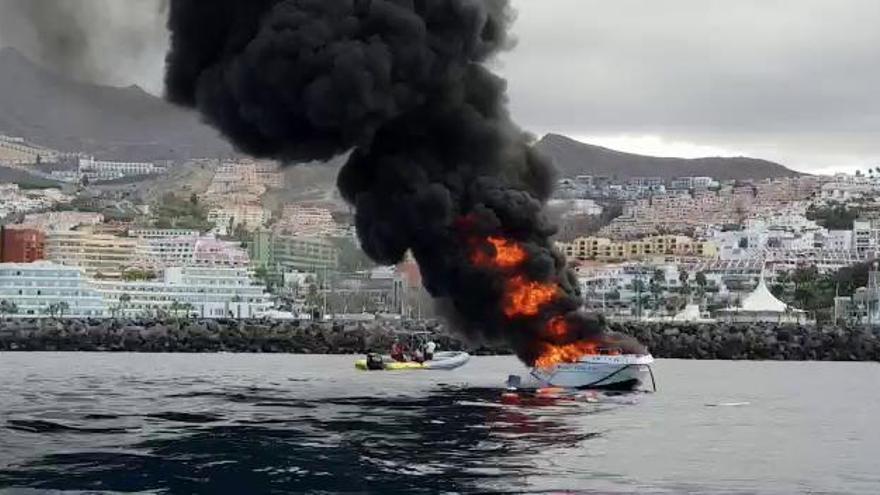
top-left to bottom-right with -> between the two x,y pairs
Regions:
0,318 -> 878,361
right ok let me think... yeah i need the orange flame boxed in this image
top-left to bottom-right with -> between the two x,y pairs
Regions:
504,276 -> 559,318
545,316 -> 569,338
471,236 -> 527,269
534,340 -> 600,369
463,231 -> 618,371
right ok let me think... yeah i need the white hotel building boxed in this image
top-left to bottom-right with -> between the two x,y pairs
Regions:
0,262 -> 107,317
94,265 -> 272,318
78,157 -> 162,181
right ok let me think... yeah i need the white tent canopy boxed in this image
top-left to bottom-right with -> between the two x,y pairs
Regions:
716,277 -> 809,324
738,278 -> 798,313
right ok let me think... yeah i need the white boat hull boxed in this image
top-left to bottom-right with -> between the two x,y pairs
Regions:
530,354 -> 655,391
424,351 -> 471,370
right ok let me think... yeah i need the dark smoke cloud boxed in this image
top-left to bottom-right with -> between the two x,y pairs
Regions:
0,0 -> 168,91
166,0 -> 635,363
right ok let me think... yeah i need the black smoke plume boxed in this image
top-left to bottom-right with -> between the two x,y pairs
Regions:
165,0 -> 639,364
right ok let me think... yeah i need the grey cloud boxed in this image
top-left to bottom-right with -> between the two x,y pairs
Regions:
502,0 -> 880,169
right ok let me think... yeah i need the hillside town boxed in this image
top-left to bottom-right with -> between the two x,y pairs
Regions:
1,133 -> 880,326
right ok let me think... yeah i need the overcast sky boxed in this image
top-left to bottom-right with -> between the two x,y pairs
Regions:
1,0 -> 877,174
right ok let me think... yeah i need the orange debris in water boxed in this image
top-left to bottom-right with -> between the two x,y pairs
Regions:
503,276 -> 559,318
534,340 -> 600,369
471,236 -> 527,269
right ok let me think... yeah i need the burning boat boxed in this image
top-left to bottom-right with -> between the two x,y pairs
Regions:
529,350 -> 656,391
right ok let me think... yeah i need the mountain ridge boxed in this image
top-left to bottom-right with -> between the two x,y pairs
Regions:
0,47 -> 233,161
535,133 -> 802,181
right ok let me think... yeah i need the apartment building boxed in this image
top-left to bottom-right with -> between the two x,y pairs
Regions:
95,265 -> 272,318
208,204 -> 268,234
558,235 -> 717,262
276,205 -> 340,236
0,262 -> 107,317
45,229 -> 141,279
129,229 -> 201,240
272,234 -> 339,272
0,135 -> 60,165
78,157 -> 160,181
852,219 -> 880,256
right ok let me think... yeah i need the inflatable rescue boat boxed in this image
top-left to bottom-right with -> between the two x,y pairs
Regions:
355,351 -> 471,371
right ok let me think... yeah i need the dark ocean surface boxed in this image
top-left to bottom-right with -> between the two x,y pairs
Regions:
0,353 -> 878,494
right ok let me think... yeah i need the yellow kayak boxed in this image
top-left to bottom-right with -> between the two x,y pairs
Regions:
355,359 -> 426,371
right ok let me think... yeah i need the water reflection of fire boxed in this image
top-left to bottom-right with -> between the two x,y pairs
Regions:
468,234 -> 604,368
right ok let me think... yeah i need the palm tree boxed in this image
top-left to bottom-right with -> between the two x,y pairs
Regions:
44,302 -> 69,319
118,293 -> 132,318
0,300 -> 18,318
180,302 -> 194,319
695,271 -> 709,306
678,268 -> 691,296
169,301 -> 183,318
649,269 -> 666,311
231,294 -> 243,319
57,301 -> 70,319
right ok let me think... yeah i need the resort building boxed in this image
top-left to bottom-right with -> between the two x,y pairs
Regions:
45,229 -> 141,279
276,205 -> 340,237
208,204 -> 268,234
0,262 -> 107,317
272,234 -> 339,272
248,231 -> 339,273
0,135 -> 60,165
546,199 -> 604,218
558,235 -> 717,262
95,265 -> 272,319
129,228 -> 200,240
78,157 -> 161,181
137,234 -> 249,269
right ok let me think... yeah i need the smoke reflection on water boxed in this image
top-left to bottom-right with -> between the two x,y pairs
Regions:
0,382 -> 636,494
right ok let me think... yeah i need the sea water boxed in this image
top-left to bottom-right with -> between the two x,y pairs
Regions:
0,353 -> 878,494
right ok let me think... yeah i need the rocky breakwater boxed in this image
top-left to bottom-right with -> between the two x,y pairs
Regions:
0,318 -> 479,354
614,322 -> 880,361
1,319 -> 879,361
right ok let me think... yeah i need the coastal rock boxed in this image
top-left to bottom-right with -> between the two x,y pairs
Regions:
0,318 -> 878,361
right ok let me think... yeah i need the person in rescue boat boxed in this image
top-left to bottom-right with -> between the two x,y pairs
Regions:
424,341 -> 437,361
391,341 -> 407,362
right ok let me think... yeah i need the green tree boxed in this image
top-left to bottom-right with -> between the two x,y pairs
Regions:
678,268 -> 690,295
0,300 -> 18,317
45,301 -> 70,319
153,193 -> 215,232
231,294 -> 243,319
649,269 -> 666,311
118,293 -> 132,317
57,301 -> 70,318
807,202 -> 861,230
